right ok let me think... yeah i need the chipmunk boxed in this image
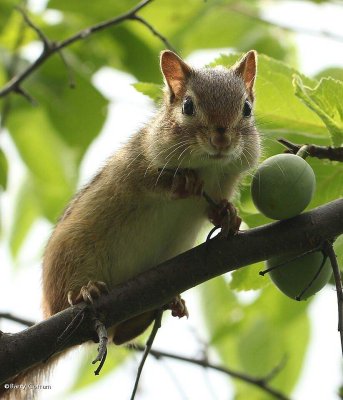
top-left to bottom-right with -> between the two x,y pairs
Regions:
42,49 -> 260,342
2,49 -> 260,398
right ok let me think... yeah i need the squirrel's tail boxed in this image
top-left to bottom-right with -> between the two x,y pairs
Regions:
0,352 -> 65,400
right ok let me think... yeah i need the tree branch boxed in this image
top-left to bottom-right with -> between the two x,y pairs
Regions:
0,199 -> 342,384
278,138 -> 343,162
134,345 -> 291,400
0,0 -> 175,98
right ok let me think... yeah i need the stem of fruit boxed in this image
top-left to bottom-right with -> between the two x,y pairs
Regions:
294,253 -> 327,301
295,145 -> 310,159
259,248 -> 319,276
324,240 -> 343,357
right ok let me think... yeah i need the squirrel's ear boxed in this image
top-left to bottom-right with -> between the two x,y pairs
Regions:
233,50 -> 257,99
160,50 -> 191,99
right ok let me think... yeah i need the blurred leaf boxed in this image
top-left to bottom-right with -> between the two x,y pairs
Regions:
0,0 -> 20,36
306,158 -> 343,209
201,279 -> 310,399
132,82 -> 162,102
230,262 -> 269,291
9,177 -> 41,258
178,7 -> 253,54
7,107 -> 76,221
0,148 -> 8,189
315,67 -> 343,82
293,76 -> 343,147
28,56 -> 108,162
48,0 -> 137,17
70,347 -> 129,392
108,26 -> 160,82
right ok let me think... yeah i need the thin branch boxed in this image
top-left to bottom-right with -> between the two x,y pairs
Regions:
229,3 -> 343,44
295,252 -> 328,301
0,1 -> 28,130
16,6 -> 51,49
0,313 -> 34,327
14,86 -> 37,105
324,240 -> 343,356
134,345 -> 291,400
130,309 -> 163,400
130,15 -> 177,52
278,138 -> 343,162
0,0 -> 175,98
0,199 -> 342,384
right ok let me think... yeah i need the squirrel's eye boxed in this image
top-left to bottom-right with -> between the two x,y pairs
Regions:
182,97 -> 195,116
243,100 -> 252,117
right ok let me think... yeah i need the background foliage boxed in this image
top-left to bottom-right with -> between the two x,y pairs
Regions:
0,0 -> 342,399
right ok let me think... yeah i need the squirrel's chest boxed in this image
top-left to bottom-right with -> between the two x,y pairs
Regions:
106,196 -> 207,285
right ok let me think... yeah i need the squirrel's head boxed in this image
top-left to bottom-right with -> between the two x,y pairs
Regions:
154,50 -> 260,171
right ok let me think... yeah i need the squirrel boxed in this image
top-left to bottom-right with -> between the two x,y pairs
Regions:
2,49 -> 260,398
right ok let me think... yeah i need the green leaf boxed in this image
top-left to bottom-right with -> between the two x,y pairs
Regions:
48,0 -> 137,18
132,82 -> 162,102
7,107 -> 76,221
9,177 -> 41,258
315,67 -> 343,82
201,279 -> 310,398
212,53 -> 327,138
27,56 -> 108,162
230,262 -> 270,291
0,148 -> 8,190
293,75 -> 343,147
306,157 -> 343,209
70,346 -> 129,392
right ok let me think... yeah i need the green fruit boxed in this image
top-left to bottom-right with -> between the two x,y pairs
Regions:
267,251 -> 332,300
251,154 -> 316,219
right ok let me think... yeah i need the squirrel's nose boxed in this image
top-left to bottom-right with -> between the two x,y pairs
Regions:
216,127 -> 226,134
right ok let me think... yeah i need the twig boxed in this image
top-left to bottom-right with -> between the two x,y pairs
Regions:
278,138 -> 343,162
58,50 -> 76,89
133,346 -> 291,400
92,318 -> 108,375
52,308 -> 85,356
324,240 -> 343,356
16,6 -> 51,49
0,0 -> 175,98
14,86 -> 37,105
130,15 -> 177,52
0,313 -> 34,327
229,3 -> 343,44
295,252 -> 328,301
0,1 -> 28,130
259,247 -> 320,276
130,309 -> 163,400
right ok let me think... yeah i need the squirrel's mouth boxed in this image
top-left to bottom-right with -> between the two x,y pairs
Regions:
208,152 -> 229,160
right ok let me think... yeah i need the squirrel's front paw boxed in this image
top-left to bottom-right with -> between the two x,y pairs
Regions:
171,169 -> 203,199
68,280 -> 109,306
208,199 -> 242,237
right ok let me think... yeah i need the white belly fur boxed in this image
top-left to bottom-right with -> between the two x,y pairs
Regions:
105,167 -> 238,286
106,195 -> 207,286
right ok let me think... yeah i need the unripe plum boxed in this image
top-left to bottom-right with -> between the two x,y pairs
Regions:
267,251 -> 332,300
251,154 -> 315,219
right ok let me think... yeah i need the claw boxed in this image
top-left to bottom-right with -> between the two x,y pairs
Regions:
168,295 -> 189,319
68,280 -> 109,306
208,199 -> 241,238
